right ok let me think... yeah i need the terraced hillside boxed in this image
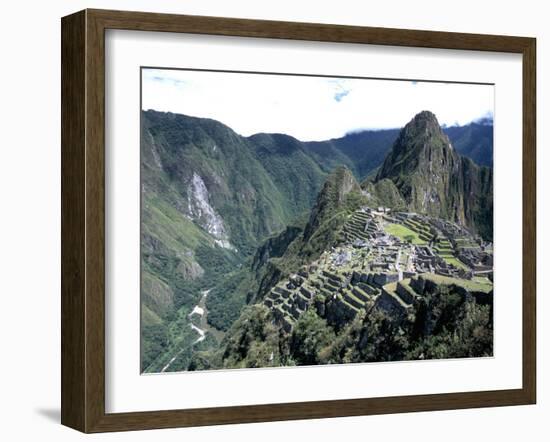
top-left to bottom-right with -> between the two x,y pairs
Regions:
181,190 -> 493,370
260,206 -> 493,337
143,110 -> 494,372
206,200 -> 494,369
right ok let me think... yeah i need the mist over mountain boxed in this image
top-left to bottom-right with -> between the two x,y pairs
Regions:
140,109 -> 493,372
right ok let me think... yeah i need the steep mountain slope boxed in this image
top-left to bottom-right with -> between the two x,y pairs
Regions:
375,111 -> 493,240
302,166 -> 362,246
141,109 -> 494,371
195,164 -> 493,371
141,111 -> 332,369
250,166 -> 366,303
143,111 -> 309,254
248,133 -> 327,214
204,167 -> 363,330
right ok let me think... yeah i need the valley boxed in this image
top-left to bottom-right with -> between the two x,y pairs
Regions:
141,109 -> 494,373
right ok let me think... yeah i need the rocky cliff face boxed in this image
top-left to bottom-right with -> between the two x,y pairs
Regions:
141,109 -> 494,371
187,172 -> 232,248
375,111 -> 493,240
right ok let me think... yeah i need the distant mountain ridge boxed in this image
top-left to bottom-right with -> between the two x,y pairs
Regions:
141,109 -> 493,304
443,119 -> 493,167
140,109 -> 493,371
303,129 -> 401,178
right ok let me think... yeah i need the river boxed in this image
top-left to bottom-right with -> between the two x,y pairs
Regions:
189,289 -> 211,344
160,288 -> 223,372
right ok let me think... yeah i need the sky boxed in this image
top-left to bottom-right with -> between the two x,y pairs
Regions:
142,68 -> 494,142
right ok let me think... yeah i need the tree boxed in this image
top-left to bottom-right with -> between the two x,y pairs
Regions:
290,310 -> 335,365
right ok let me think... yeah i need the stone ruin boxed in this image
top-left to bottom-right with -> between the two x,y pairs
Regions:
262,207 -> 493,333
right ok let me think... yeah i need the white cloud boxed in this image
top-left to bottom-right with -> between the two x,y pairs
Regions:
142,69 -> 494,141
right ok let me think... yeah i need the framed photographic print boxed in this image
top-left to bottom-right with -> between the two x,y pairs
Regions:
61,9 -> 536,433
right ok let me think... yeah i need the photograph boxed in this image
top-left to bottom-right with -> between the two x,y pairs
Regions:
140,68 -> 495,374
0,0 -> 542,438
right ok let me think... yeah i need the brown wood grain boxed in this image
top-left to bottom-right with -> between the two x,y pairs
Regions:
61,8 -> 537,433
522,38 -> 537,403
61,10 -> 86,431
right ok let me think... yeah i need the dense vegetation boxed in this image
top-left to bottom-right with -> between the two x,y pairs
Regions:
205,269 -> 255,331
140,109 -> 494,372
190,285 -> 492,370
140,109 -> 404,370
191,163 -> 493,370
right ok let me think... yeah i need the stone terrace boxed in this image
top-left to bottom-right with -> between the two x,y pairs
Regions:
263,207 -> 493,332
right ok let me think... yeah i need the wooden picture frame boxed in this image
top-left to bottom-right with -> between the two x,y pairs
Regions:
61,8 -> 536,433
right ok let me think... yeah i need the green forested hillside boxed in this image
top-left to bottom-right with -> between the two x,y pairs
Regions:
444,119 -> 493,167
141,109 -> 494,372
141,111 -> 331,370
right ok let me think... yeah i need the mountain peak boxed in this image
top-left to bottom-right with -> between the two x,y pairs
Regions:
302,166 -> 360,242
402,110 -> 446,142
376,111 -> 452,180
374,110 -> 492,240
413,110 -> 439,123
324,166 -> 361,200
